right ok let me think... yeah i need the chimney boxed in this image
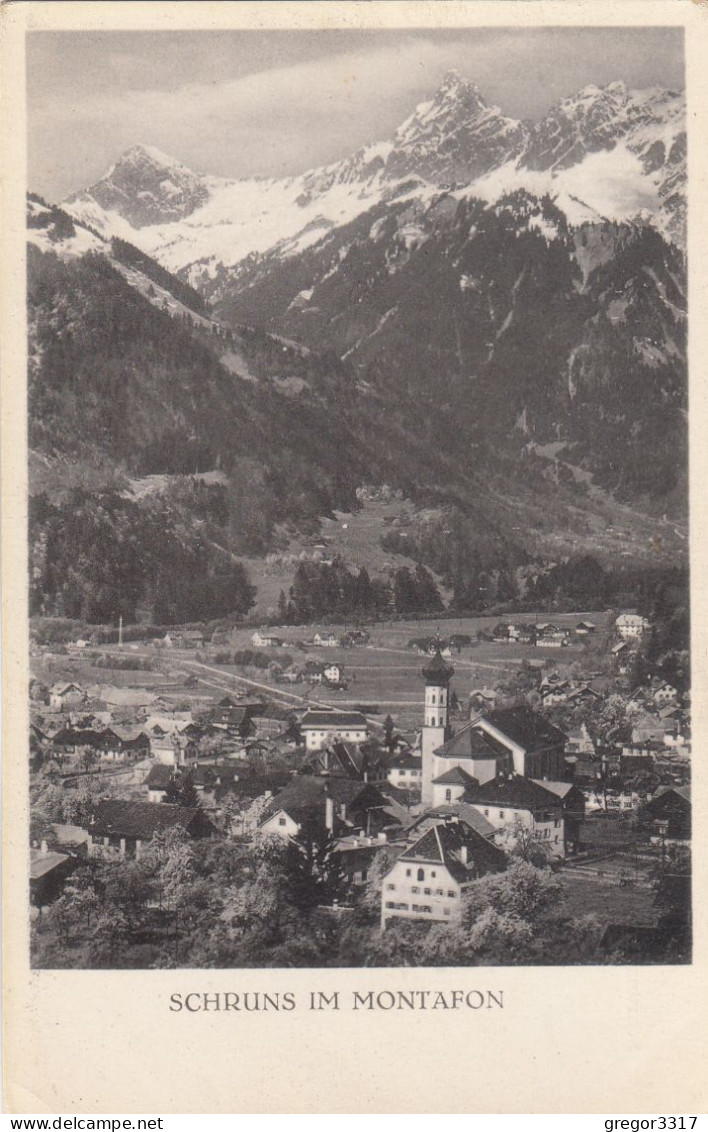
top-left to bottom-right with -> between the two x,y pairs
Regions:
40,840 -> 48,855
460,845 -> 468,865
325,792 -> 335,833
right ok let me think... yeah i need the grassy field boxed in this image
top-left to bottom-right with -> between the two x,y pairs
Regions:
555,871 -> 657,927
202,610 -> 612,729
33,610 -> 612,732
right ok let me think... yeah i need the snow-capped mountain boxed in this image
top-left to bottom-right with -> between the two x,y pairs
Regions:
66,144 -> 211,228
63,71 -> 686,283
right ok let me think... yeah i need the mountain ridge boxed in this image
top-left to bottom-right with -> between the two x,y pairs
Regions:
63,71 -> 686,282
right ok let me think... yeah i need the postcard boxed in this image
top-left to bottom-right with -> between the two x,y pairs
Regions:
2,0 -> 707,1115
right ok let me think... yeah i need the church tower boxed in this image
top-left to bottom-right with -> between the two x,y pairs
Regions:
421,648 -> 454,807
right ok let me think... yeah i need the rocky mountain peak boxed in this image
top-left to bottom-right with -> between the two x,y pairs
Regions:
68,143 -> 210,229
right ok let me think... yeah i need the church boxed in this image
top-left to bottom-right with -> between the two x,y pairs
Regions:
420,648 -> 568,807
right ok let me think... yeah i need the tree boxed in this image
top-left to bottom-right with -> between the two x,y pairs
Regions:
463,860 -> 563,927
382,714 -> 395,751
284,815 -> 344,913
78,745 -> 99,774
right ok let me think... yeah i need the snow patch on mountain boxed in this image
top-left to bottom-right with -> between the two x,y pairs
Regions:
59,72 -> 686,284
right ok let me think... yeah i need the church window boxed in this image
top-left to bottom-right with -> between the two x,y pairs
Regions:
417,868 -> 425,882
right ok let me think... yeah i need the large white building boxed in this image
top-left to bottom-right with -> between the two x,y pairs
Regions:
381,814 -> 506,928
463,776 -> 569,858
616,612 -> 650,639
300,709 -> 368,752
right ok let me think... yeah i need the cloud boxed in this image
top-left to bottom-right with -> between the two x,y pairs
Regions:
28,28 -> 684,199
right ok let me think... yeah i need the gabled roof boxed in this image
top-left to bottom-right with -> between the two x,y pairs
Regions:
464,775 -> 563,811
434,723 -> 509,762
259,775 -> 386,827
389,753 -> 422,770
30,848 -> 71,880
530,779 -> 580,800
88,800 -> 212,840
652,784 -> 690,804
394,804 -> 496,843
433,766 -> 479,788
143,764 -> 174,789
482,706 -> 567,752
396,818 -> 506,883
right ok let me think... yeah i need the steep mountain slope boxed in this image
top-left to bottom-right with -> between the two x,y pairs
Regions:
30,64 -> 689,623
204,188 -> 686,511
63,71 -> 686,288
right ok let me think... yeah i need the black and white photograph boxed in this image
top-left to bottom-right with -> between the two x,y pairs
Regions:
23,22 -> 691,972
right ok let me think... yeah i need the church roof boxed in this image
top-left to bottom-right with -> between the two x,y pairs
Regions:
432,766 -> 479,787
483,706 -> 568,752
434,723 -> 509,762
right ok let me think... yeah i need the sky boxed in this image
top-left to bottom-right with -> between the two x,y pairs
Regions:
27,28 -> 685,201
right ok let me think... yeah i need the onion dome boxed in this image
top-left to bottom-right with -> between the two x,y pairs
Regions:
422,647 -> 454,685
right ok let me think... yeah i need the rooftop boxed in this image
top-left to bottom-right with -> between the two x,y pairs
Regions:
88,800 -> 209,840
464,774 -> 563,811
434,723 -> 509,762
396,817 -> 506,883
301,710 -> 368,729
483,706 -> 568,752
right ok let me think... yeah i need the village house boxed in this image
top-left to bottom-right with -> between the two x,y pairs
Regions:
143,763 -> 175,803
566,684 -> 603,708
49,682 -> 85,710
530,780 -> 585,853
258,776 -> 396,841
323,662 -> 343,684
30,843 -> 77,908
539,679 -> 572,706
381,814 -> 507,929
391,804 -> 497,849
251,630 -> 284,649
86,799 -> 216,859
306,740 -> 389,784
300,709 -> 368,752
638,785 -> 691,843
463,775 -> 568,858
387,753 -> 424,793
616,612 -> 650,639
313,631 -> 340,648
575,621 -> 597,635
91,685 -> 157,715
469,688 -> 497,713
335,832 -> 390,887
651,680 -> 679,706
